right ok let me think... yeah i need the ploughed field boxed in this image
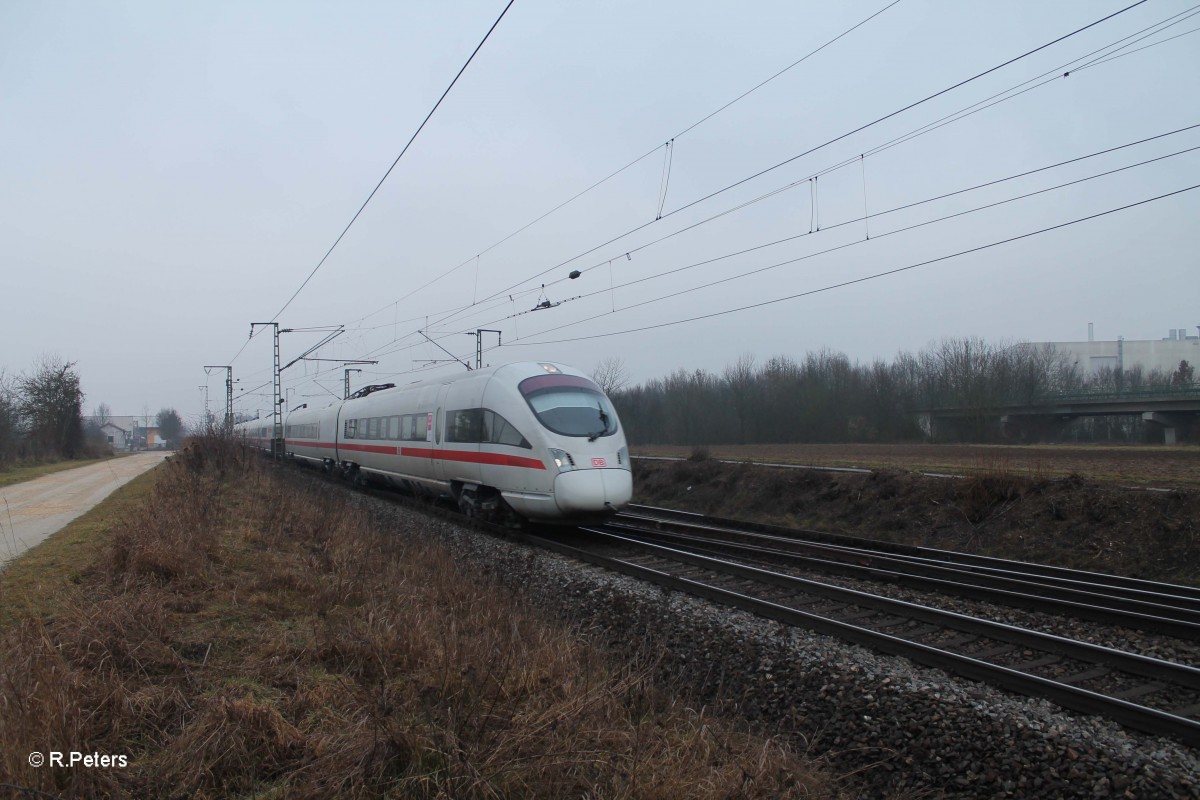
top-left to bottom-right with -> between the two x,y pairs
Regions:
630,443 -> 1200,587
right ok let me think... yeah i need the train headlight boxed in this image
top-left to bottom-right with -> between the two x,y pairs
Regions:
617,446 -> 628,466
548,448 -> 576,471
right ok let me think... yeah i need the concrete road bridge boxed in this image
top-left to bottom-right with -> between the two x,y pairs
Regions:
923,384 -> 1200,444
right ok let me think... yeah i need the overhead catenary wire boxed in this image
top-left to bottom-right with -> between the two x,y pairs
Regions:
243,3 -> 1189,400
857,4 -> 1200,162
660,0 -> 1150,223
224,1 -> 514,372
499,184 -> 1200,348
552,121 -> 1200,289
335,130 -> 1199,388
453,142 -> 1200,346
459,2 -> 1200,309
300,1 -> 1189,380
291,114 -> 1200,392
1078,23 -> 1200,70
428,0 -> 1153,331
345,0 -> 905,329
268,0 -> 517,325
226,0 -> 1187,390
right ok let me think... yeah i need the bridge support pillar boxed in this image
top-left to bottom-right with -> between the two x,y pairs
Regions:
1142,412 -> 1193,445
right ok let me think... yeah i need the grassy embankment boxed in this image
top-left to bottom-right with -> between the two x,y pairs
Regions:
632,454 -> 1200,585
633,442 -> 1200,487
0,438 -> 837,798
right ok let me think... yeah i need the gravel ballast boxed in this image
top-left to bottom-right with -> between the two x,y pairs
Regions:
353,491 -> 1200,798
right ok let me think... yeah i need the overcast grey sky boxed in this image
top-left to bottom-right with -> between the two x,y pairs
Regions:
2,0 -> 1197,424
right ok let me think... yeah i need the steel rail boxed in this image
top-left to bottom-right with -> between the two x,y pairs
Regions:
541,527 -> 1200,747
279,462 -> 1200,745
624,504 -> 1200,605
600,520 -> 1200,639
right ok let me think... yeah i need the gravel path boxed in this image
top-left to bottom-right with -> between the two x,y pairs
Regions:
354,491 -> 1200,798
0,452 -> 167,569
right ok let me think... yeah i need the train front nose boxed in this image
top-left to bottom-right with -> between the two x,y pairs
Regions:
553,469 -> 633,516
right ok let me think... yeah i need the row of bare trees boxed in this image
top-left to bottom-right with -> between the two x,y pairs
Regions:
0,355 -> 88,465
599,340 -> 1191,445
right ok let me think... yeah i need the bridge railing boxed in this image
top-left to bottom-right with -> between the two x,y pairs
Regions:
921,382 -> 1200,414
1032,382 -> 1200,404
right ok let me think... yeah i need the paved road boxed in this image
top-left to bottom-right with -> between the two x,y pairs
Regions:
0,452 -> 169,569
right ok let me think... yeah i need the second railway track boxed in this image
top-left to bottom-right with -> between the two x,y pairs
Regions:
612,504 -> 1200,640
519,508 -> 1200,747
330,467 -> 1200,748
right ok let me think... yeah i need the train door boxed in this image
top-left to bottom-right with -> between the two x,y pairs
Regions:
429,383 -> 451,484
333,404 -> 345,464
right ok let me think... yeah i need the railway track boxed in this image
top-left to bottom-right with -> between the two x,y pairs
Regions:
522,513 -> 1200,747
317,465 -> 1200,746
613,504 -> 1200,641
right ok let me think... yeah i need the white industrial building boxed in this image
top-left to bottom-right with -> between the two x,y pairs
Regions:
1030,327 -> 1198,377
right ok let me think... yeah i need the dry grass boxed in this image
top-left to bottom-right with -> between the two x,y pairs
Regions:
0,437 -> 838,798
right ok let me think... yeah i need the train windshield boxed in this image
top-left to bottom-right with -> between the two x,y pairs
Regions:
519,374 -> 618,439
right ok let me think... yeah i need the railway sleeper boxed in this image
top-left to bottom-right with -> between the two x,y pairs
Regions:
901,623 -> 943,641
1172,701 -> 1200,717
1057,666 -> 1113,685
865,616 -> 912,630
1007,654 -> 1063,671
968,644 -> 1018,660
1110,682 -> 1167,701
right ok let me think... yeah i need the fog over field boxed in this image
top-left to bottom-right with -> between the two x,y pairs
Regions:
2,0 -> 1197,424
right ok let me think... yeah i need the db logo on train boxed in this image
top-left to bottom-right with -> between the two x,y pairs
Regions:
591,457 -> 607,467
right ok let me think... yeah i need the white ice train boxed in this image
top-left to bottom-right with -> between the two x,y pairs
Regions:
236,361 -> 633,523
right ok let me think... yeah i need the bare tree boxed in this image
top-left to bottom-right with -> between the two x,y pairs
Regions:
723,352 -> 757,444
0,370 -> 21,465
591,357 -> 630,395
20,354 -> 85,460
92,401 -> 112,428
84,401 -> 113,455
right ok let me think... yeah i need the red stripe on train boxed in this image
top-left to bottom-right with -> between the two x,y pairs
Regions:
399,447 -> 547,470
338,442 -> 398,455
287,440 -> 547,470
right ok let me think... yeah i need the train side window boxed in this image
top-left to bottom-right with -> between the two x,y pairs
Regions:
447,408 -> 484,443
365,418 -> 376,439
345,419 -> 356,439
388,416 -> 400,440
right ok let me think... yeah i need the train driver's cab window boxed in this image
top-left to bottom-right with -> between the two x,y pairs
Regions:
484,409 -> 531,448
519,374 -> 618,439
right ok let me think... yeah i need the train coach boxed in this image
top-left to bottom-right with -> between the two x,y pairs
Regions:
236,361 -> 632,523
